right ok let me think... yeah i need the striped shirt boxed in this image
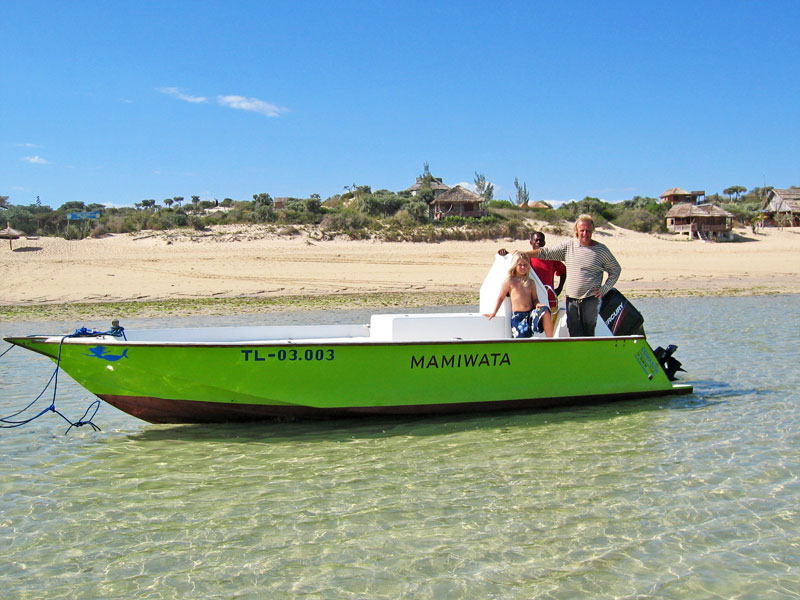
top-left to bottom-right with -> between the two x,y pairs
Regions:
538,239 -> 621,299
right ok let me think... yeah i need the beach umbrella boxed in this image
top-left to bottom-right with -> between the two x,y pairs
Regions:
0,223 -> 23,249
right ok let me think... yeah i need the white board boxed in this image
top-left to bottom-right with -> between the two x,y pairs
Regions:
479,254 -> 549,314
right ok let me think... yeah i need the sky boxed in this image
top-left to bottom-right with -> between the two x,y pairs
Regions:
2,0 -> 799,209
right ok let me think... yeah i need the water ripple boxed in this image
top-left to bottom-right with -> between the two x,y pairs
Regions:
2,297 -> 800,598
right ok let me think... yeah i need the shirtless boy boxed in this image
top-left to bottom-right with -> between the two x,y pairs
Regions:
484,251 -> 554,338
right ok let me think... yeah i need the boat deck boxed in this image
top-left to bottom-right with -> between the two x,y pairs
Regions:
46,311 -> 582,345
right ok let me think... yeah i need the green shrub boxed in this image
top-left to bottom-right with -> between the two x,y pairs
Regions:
90,224 -> 109,238
320,210 -> 375,238
487,199 -> 517,209
64,225 -> 83,240
253,205 -> 276,223
614,208 -> 661,233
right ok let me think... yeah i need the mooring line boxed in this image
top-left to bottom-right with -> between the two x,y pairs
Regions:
1,333 -> 102,433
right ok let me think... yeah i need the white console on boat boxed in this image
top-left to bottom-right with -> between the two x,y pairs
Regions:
369,312 -> 509,341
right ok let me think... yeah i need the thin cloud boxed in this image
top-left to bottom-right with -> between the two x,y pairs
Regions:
456,180 -> 499,195
23,155 -> 48,164
588,186 -> 636,195
158,87 -> 208,104
217,95 -> 288,117
159,87 -> 287,117
455,181 -> 477,192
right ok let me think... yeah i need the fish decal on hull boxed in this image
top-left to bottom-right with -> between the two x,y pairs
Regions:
85,346 -> 129,361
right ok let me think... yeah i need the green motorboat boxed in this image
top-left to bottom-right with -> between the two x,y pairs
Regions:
4,257 -> 691,423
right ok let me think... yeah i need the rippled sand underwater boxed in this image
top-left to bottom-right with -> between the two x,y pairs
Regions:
1,297 -> 798,598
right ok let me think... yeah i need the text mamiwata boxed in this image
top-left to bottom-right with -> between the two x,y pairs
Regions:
411,352 -> 511,369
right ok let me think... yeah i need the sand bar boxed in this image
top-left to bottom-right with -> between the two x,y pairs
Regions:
2,224 -> 799,321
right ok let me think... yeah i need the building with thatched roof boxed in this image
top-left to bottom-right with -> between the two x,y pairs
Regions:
404,176 -> 450,197
665,203 -> 734,241
660,188 -> 705,205
430,186 -> 486,220
526,201 -> 552,210
761,188 -> 800,227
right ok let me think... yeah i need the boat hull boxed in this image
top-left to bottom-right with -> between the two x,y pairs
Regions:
5,335 -> 692,424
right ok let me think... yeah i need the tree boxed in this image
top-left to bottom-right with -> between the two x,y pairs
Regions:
60,201 -> 86,212
252,193 -> 273,206
723,186 -> 747,202
514,178 -> 529,206
173,196 -> 184,208
164,198 -> 174,209
748,187 -> 772,204
474,172 -> 494,202
356,190 -> 402,217
0,195 -> 9,210
191,195 -> 201,211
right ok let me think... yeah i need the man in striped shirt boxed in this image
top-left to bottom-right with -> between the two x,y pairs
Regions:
530,214 -> 621,337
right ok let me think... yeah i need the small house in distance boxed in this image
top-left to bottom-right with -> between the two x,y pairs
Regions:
430,186 -> 487,220
665,203 -> 735,241
404,177 -> 451,198
660,188 -> 705,205
761,188 -> 800,227
526,201 -> 552,210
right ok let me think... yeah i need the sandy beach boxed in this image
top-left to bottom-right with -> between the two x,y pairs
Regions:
2,223 -> 799,320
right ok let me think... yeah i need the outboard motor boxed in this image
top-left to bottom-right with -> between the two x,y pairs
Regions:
653,344 -> 685,381
599,289 -> 645,336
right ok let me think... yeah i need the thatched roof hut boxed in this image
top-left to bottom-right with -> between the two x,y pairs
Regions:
527,201 -> 552,210
665,203 -> 734,241
430,186 -> 486,220
665,203 -> 732,219
660,188 -> 704,205
762,188 -> 800,226
404,177 -> 450,197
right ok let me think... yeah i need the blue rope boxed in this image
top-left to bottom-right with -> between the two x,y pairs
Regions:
0,327 -> 115,433
71,325 -> 127,340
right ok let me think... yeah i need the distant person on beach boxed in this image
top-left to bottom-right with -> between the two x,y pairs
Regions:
527,214 -> 620,337
484,251 -> 553,338
498,231 -> 566,312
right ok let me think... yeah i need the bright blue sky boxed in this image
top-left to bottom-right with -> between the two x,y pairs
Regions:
2,1 -> 798,208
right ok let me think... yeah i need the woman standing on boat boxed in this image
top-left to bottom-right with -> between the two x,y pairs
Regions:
529,214 -> 620,337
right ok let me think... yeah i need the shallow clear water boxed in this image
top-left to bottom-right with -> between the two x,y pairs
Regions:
1,297 -> 798,599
